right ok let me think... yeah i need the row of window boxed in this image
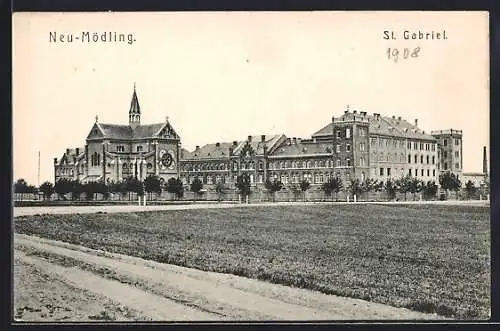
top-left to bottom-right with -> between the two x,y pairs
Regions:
377,167 -> 437,177
443,138 -> 461,147
407,154 -> 436,165
441,162 -> 461,171
370,138 -> 437,151
184,172 -> 346,186
439,151 -> 460,158
335,127 -> 368,139
115,145 -> 144,153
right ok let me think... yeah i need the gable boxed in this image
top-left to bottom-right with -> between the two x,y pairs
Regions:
86,123 -> 105,140
156,122 -> 179,139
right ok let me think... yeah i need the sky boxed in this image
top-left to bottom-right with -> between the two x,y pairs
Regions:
13,11 -> 489,185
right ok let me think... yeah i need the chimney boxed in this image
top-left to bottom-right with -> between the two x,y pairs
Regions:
261,135 -> 266,142
414,119 -> 418,127
248,135 -> 252,142
392,115 -> 395,119
297,138 -> 302,144
66,148 -> 70,155
53,157 -> 58,165
233,141 -> 238,146
216,142 -> 220,147
344,110 -> 349,114
360,111 -> 367,116
76,148 -> 80,155
195,145 -> 200,151
483,146 -> 488,174
353,110 -> 357,114
293,137 -> 297,144
398,116 -> 401,121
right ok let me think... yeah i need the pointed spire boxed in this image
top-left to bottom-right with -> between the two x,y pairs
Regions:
129,83 -> 141,128
129,84 -> 140,115
95,115 -> 98,123
166,116 -> 169,123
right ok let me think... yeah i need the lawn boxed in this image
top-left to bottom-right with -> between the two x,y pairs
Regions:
14,204 -> 490,319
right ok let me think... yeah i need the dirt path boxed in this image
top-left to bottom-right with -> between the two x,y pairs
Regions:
14,234 -> 444,321
13,199 -> 489,217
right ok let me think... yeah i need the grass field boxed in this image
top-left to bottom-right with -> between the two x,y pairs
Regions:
14,204 -> 490,319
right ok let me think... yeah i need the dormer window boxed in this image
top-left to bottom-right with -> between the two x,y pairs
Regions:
137,146 -> 143,153
117,145 -> 125,152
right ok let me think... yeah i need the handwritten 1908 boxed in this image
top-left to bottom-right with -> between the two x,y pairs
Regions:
387,47 -> 421,62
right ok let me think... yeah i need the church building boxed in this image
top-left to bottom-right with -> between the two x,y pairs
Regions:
53,86 -> 181,184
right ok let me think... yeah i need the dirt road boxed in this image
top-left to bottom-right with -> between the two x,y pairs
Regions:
13,233 -> 444,321
13,199 -> 489,217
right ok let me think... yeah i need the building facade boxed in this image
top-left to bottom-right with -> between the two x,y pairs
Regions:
55,91 -> 474,189
54,87 -> 181,184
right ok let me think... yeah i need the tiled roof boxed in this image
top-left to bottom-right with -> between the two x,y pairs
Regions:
98,124 -> 133,139
233,135 -> 284,155
269,141 -> 332,157
131,123 -> 165,138
312,112 -> 435,140
96,123 -> 166,139
312,123 -> 333,137
182,142 -> 235,160
59,147 -> 85,163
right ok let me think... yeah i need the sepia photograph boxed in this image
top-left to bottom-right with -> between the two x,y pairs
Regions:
12,11 -> 490,322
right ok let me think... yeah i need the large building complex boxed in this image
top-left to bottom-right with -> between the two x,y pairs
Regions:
55,88 -> 482,189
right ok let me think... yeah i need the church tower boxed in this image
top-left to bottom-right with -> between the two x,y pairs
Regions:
129,83 -> 141,129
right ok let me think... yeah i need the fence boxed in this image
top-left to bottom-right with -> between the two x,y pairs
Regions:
13,186 -> 490,205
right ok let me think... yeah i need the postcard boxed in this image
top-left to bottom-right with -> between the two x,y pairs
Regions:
12,11 -> 490,322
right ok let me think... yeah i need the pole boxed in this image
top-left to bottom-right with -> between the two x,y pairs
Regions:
37,150 -> 40,187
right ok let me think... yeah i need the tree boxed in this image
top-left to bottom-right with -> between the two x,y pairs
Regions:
422,181 -> 438,200
14,178 -> 29,201
396,175 -> 412,201
439,171 -> 462,199
321,177 -> 343,201
39,181 -> 54,201
97,179 -> 110,200
235,174 -> 252,203
264,179 -> 283,202
54,178 -> 72,200
289,184 -> 302,202
165,177 -> 184,200
384,178 -> 398,201
299,179 -> 310,202
215,182 -> 227,202
83,181 -> 99,200
348,178 -> 363,201
71,180 -> 84,201
124,176 -> 140,201
360,178 -> 378,200
144,175 -> 162,200
408,177 -> 424,200
465,180 -> 477,200
189,178 -> 204,202
480,174 -> 490,198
